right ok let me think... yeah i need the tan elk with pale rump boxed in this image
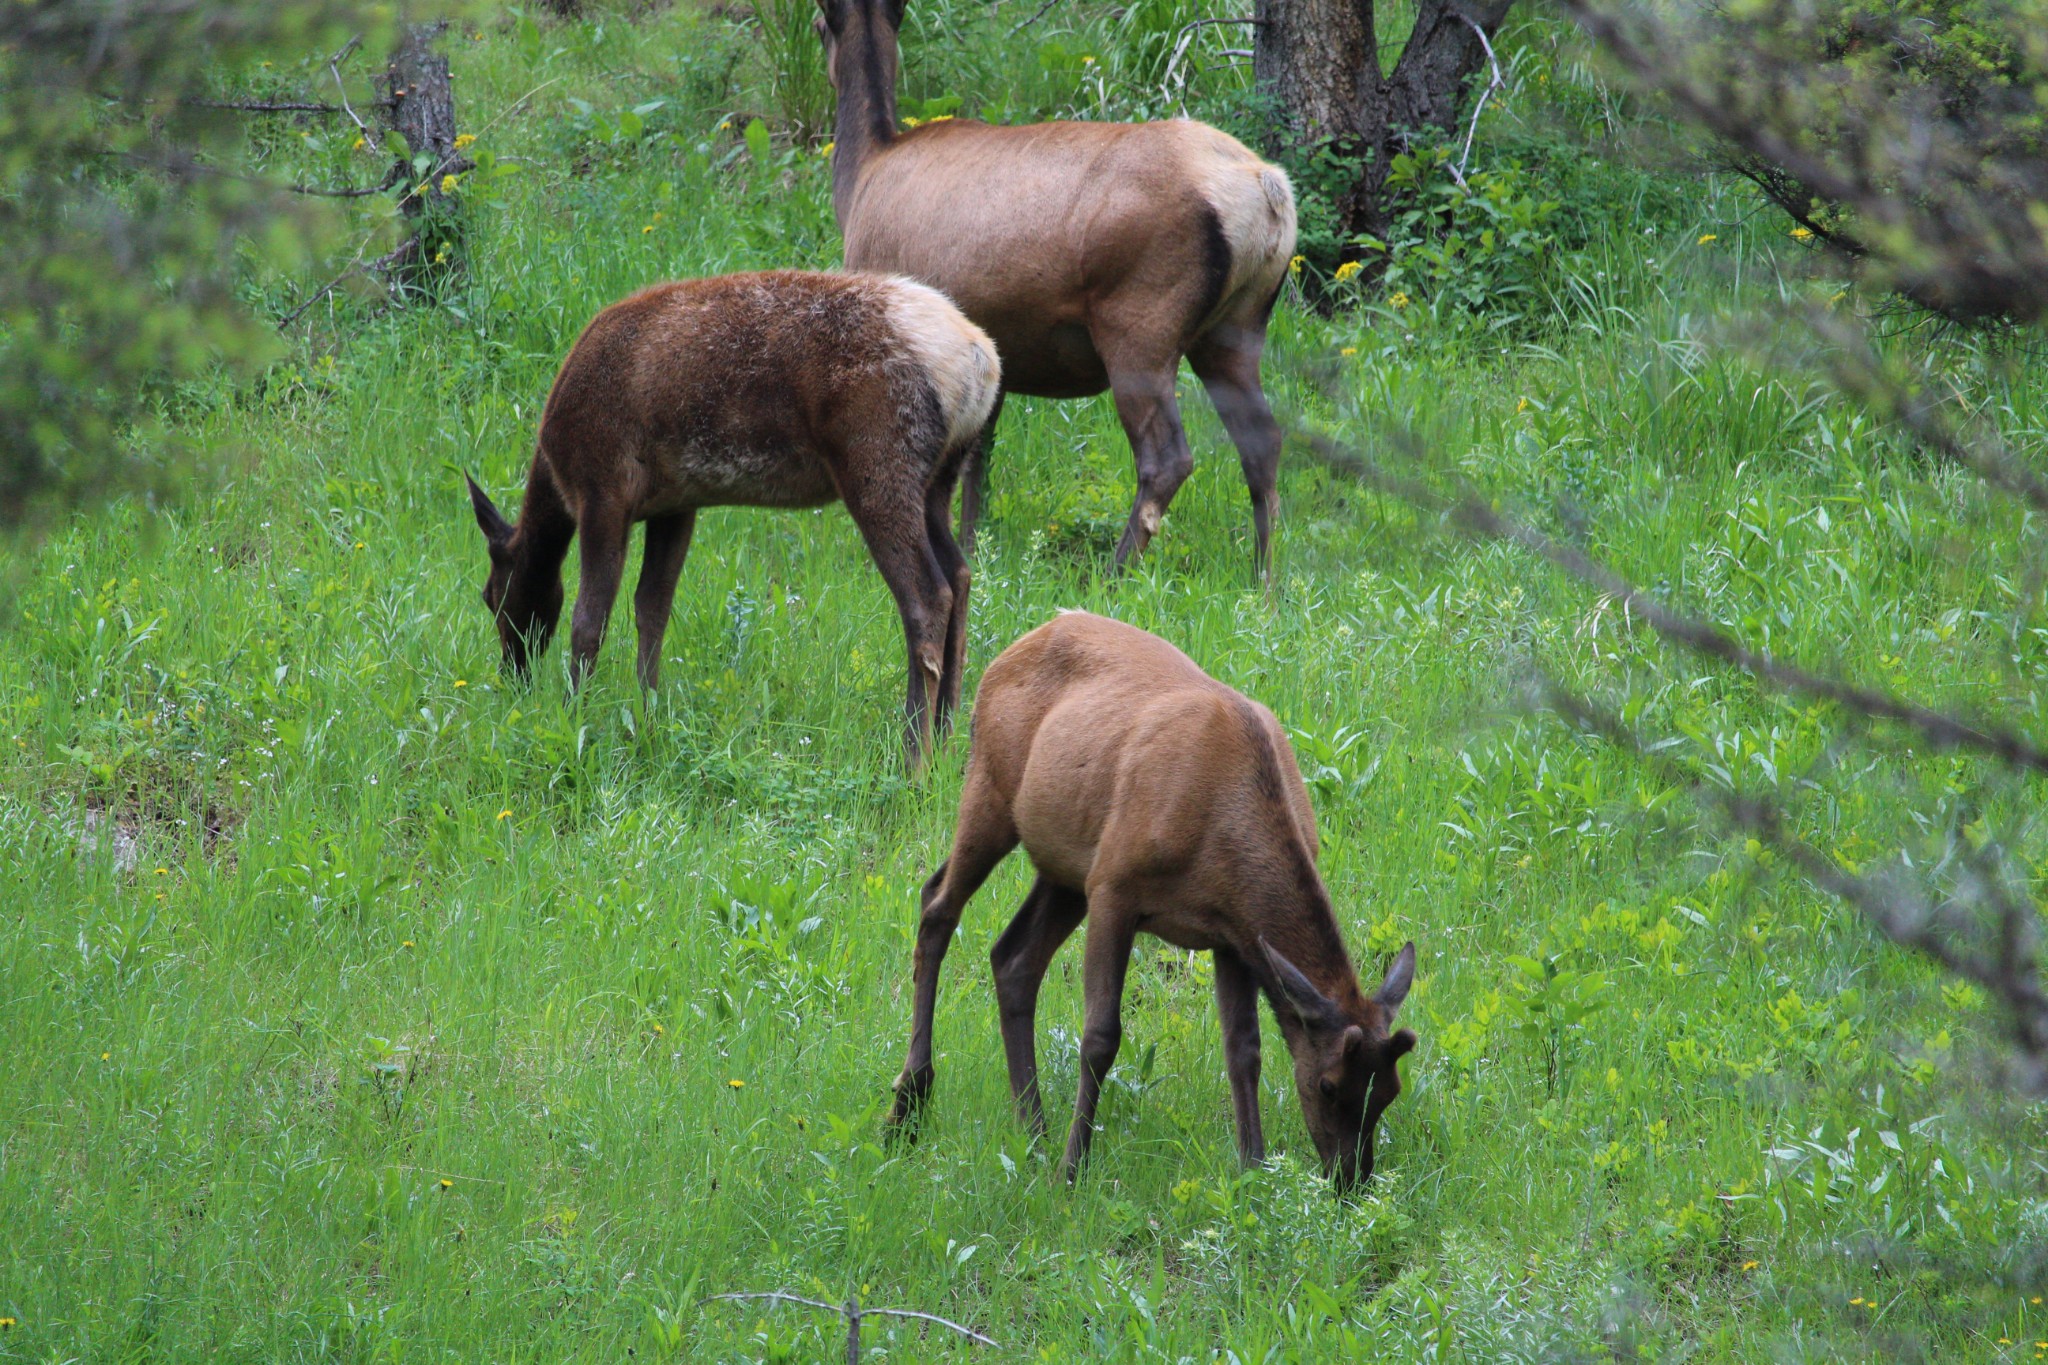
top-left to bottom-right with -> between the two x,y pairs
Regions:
889,612 -> 1418,1188
464,269 -> 998,766
815,0 -> 1297,573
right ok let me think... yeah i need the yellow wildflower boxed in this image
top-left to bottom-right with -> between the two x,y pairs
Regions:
1390,291 -> 1411,309
0,1318 -> 14,1329
902,116 -> 922,128
1288,254 -> 1304,276
352,136 -> 367,150
1333,260 -> 1362,283
496,809 -> 512,820
102,1051 -> 111,1061
454,679 -> 468,687
155,867 -> 168,876
1790,225 -> 1814,241
440,173 -> 458,194
728,1078 -> 745,1089
1081,54 -> 1096,64
2033,1297 -> 2042,1305
653,1023 -> 665,1036
454,133 -> 477,150
1740,1261 -> 1759,1271
1339,346 -> 1358,357
1696,233 -> 1718,244
821,141 -> 835,157
643,225 -> 654,233
1516,397 -> 1529,413
1850,1297 -> 1865,1306
439,1178 -> 453,1189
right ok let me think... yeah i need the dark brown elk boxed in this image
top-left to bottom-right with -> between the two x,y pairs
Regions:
464,269 -> 999,766
888,611 -> 1417,1189
815,0 -> 1297,574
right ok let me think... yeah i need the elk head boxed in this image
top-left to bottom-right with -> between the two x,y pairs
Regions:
466,473 -> 561,678
1261,938 -> 1417,1192
813,0 -> 905,98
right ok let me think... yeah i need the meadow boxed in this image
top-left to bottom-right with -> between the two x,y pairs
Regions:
3,2 -> 2046,1359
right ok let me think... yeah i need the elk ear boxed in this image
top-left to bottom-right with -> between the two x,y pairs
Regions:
815,0 -> 846,34
1375,941 -> 1416,1020
879,0 -> 908,31
1259,937 -> 1340,1028
467,473 -> 513,551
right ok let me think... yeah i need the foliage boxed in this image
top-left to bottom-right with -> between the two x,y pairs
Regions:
5,0 -> 2048,1360
0,0 -> 376,542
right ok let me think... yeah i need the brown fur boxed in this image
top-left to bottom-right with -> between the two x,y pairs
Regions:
816,0 -> 1297,572
465,269 -> 999,766
887,612 -> 1418,1188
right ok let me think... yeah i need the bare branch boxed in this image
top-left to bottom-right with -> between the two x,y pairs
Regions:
187,98 -> 342,115
1294,426 -> 2048,776
707,1289 -> 997,1364
1448,12 -> 1503,188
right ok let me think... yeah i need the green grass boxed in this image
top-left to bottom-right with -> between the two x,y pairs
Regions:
4,3 -> 2048,1360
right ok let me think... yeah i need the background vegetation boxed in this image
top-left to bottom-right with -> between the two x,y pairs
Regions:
3,0 -> 2045,1359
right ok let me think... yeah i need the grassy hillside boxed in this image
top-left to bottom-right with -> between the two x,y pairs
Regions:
3,3 -> 2045,1360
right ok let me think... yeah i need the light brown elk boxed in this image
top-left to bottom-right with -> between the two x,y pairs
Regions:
464,269 -> 999,766
889,612 -> 1417,1188
815,0 -> 1297,574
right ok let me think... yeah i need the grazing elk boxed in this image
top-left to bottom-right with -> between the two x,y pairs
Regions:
888,612 -> 1418,1189
815,0 -> 1297,574
464,270 -> 999,766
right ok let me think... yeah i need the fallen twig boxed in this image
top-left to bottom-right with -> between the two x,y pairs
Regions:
707,1290 -> 996,1364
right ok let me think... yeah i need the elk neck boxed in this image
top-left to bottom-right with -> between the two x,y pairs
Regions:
827,19 -> 900,224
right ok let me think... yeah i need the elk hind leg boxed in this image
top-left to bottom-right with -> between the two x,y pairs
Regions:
989,877 -> 1087,1139
844,474 -> 954,768
1189,335 -> 1283,580
1102,358 -> 1195,569
924,459 -> 972,735
1062,895 -> 1139,1180
890,769 -> 1018,1129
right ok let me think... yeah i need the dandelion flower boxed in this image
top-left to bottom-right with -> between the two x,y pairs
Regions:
352,136 -> 367,150
1741,1261 -> 1759,1271
354,541 -> 365,550
1081,54 -> 1096,64
402,940 -> 415,949
1790,226 -> 1814,241
653,1023 -> 665,1036
1697,233 -> 1718,245
1333,260 -> 1362,283
821,141 -> 835,157
155,867 -> 168,876
0,1318 -> 14,1329
454,133 -> 477,150
2033,1297 -> 2043,1305
1339,346 -> 1358,357
1288,254 -> 1304,276
1850,1297 -> 1865,1306
2000,1339 -> 2012,1346
497,809 -> 512,821
439,1178 -> 453,1189
728,1078 -> 745,1089
455,679 -> 468,688
643,225 -> 654,233
102,1051 -> 111,1061
1390,291 -> 1411,309
1516,397 -> 1529,413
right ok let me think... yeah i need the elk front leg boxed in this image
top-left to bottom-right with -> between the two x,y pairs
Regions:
1213,945 -> 1266,1166
568,502 -> 630,688
1062,902 -> 1138,1181
632,509 -> 695,691
988,877 -> 1088,1139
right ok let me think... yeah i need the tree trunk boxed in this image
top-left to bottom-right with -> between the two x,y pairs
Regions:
381,22 -> 466,291
1254,0 -> 1513,254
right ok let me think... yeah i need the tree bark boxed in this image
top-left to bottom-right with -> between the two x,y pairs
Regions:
381,21 -> 466,290
1254,0 -> 1514,252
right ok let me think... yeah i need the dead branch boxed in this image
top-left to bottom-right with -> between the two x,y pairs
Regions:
707,1290 -> 996,1364
1448,12 -> 1504,188
187,98 -> 343,114
1293,426 -> 2048,777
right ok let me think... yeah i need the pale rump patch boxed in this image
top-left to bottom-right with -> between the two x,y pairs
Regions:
1186,136 -> 1298,300
873,276 -> 1002,449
